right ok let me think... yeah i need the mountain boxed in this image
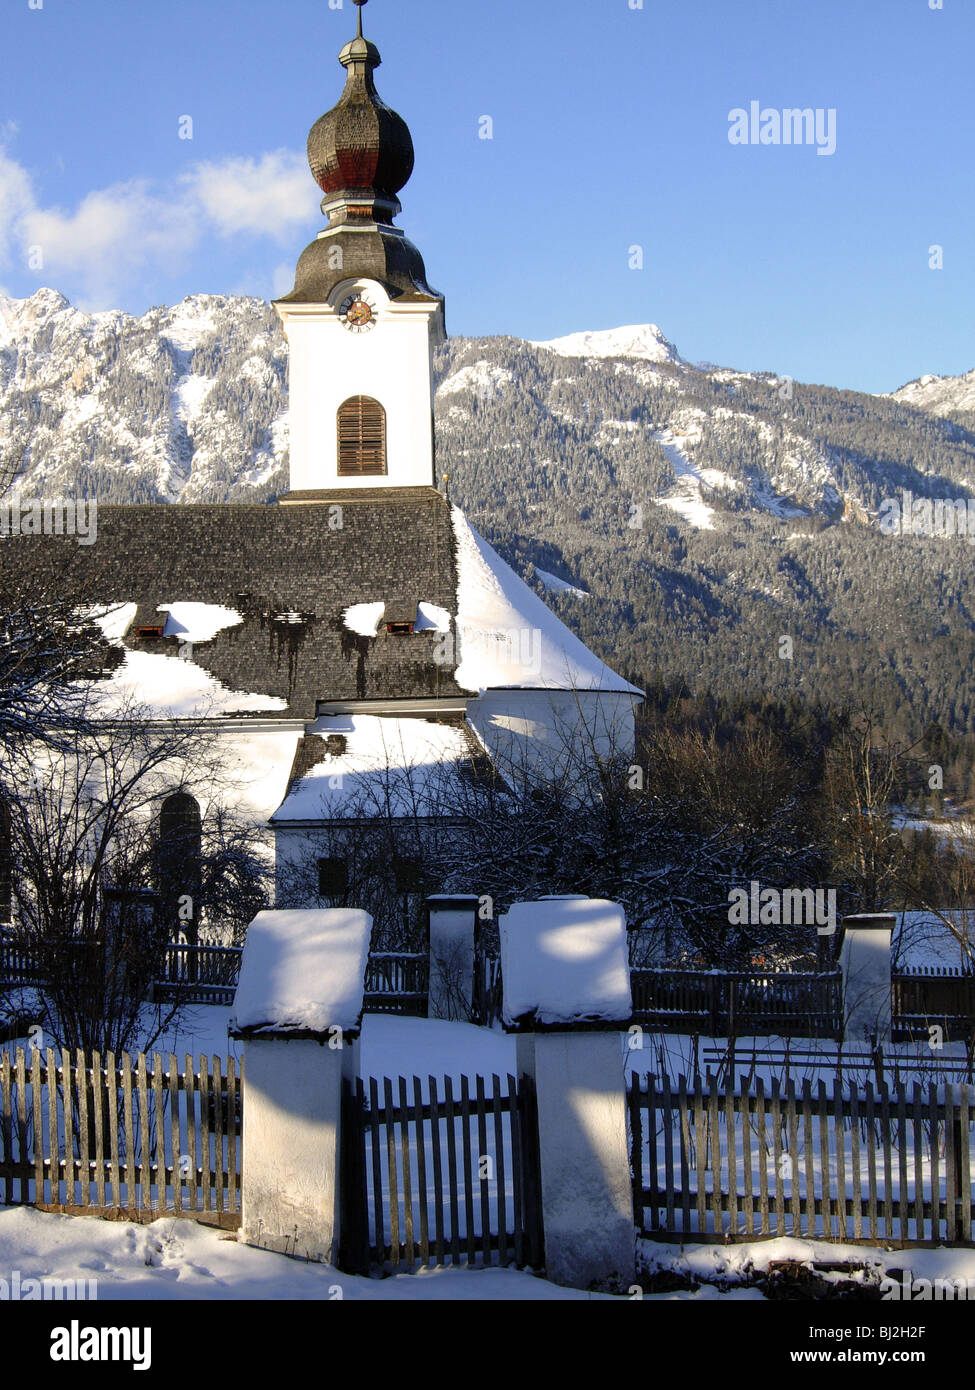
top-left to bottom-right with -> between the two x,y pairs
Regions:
0,290 -> 289,503
5,288 -> 975,735
891,367 -> 975,423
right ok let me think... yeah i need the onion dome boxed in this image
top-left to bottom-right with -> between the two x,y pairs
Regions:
275,0 -> 442,310
306,0 -> 415,229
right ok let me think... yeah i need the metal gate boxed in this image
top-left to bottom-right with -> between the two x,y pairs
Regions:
341,1071 -> 542,1275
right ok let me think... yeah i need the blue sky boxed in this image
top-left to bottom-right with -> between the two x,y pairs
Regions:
1,0 -> 971,393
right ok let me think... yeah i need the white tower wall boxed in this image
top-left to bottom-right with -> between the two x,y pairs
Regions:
277,277 -> 443,493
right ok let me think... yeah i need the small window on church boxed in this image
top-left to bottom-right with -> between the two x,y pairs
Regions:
318,857 -> 349,903
337,396 -> 386,477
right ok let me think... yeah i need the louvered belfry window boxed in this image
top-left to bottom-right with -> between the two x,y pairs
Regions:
337,396 -> 387,476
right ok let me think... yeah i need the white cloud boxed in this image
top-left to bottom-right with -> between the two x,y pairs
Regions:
0,139 -> 314,308
22,180 -> 199,307
184,150 -> 310,240
0,146 -> 35,270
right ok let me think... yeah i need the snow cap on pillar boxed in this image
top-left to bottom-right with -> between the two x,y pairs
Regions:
499,897 -> 632,1030
230,908 -> 372,1041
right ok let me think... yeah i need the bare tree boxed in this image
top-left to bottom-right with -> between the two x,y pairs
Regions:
0,707 -> 271,1056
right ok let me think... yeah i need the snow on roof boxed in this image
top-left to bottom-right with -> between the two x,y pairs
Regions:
87,602 -> 286,718
90,648 -> 287,718
272,715 -> 476,822
343,602 -> 385,637
231,908 -> 372,1036
157,602 -> 243,644
499,898 -> 632,1027
451,508 -> 640,695
415,601 -> 451,632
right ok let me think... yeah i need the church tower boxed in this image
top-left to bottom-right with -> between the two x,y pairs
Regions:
275,0 -> 445,496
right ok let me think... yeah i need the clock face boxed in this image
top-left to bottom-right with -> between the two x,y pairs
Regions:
340,294 -> 377,332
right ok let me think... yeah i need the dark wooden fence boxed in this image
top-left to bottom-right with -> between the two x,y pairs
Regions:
630,1071 -> 974,1245
363,953 -> 428,1016
0,1047 -> 241,1227
892,967 -> 975,1043
348,1071 -> 541,1273
630,969 -> 844,1038
152,945 -> 242,1006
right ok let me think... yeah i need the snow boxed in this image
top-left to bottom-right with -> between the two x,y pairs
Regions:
158,296 -> 221,352
892,366 -> 975,418
84,601 -> 286,717
0,1207 -> 613,1300
534,566 -> 589,598
343,602 -> 385,637
157,602 -> 243,644
532,323 -> 683,365
89,602 -> 138,643
173,373 -> 214,425
641,1233 -> 975,1296
0,1204 -> 970,1301
437,361 -> 515,399
230,908 -> 372,1036
499,898 -> 632,1027
272,715 -> 475,820
451,507 -> 639,694
654,429 -> 723,530
89,648 -> 287,718
414,601 -> 451,632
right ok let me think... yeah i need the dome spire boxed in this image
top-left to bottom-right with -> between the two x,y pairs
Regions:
305,0 -> 414,230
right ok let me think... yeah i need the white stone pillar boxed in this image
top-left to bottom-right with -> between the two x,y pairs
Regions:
230,908 -> 372,1265
838,912 -> 895,1045
426,894 -> 478,1021
500,898 -> 636,1293
238,1034 -> 359,1262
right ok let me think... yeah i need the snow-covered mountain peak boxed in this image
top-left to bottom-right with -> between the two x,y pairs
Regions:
531,323 -> 683,365
892,366 -> 975,418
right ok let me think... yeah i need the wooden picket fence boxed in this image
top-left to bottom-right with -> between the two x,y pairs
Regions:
348,1072 -> 542,1274
630,1071 -> 975,1246
0,1047 -> 241,1228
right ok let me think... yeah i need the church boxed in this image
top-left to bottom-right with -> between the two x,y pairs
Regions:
3,0 -> 640,933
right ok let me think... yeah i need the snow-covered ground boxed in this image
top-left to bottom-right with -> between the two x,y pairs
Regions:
0,1206 -> 611,1301
2,1206 -> 972,1302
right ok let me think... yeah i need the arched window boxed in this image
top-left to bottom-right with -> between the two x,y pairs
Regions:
158,793 -> 202,941
337,396 -> 386,477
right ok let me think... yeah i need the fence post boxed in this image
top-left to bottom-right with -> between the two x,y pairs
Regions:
230,908 -> 371,1265
426,895 -> 478,1021
500,898 -> 636,1293
838,914 -> 894,1045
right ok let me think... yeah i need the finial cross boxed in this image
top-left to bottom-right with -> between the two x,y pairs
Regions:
353,0 -> 368,38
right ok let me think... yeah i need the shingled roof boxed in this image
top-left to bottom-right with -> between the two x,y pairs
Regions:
0,488 -> 464,719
